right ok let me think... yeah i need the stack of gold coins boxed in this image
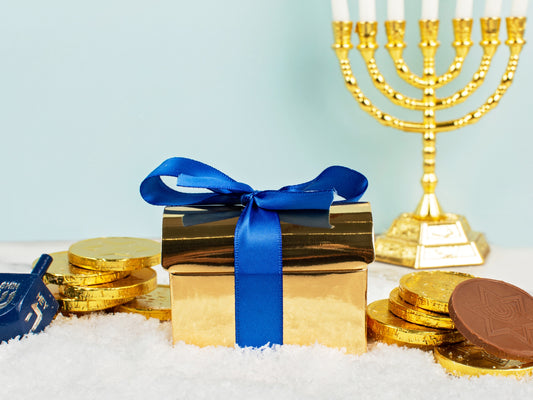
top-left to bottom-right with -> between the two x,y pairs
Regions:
40,237 -> 160,314
367,271 -> 475,349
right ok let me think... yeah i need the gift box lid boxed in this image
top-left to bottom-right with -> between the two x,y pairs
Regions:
162,203 -> 374,269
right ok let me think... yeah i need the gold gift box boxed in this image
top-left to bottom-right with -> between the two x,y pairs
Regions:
164,203 -> 374,354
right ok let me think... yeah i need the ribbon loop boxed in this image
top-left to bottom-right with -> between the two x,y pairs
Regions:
140,157 -> 368,348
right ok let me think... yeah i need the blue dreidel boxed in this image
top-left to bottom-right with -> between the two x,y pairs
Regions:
0,254 -> 59,343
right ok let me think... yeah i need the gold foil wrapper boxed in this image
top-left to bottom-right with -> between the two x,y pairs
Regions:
162,203 -> 374,268
434,342 -> 533,378
59,268 -> 157,301
399,271 -> 475,313
68,237 -> 161,272
48,284 -> 134,313
367,299 -> 464,348
115,285 -> 171,321
388,287 -> 455,329
164,203 -> 373,354
170,262 -> 367,354
39,252 -> 130,286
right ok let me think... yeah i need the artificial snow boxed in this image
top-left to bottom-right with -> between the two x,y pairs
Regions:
1,243 -> 532,399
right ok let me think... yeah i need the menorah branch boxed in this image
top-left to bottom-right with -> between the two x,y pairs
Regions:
433,17 -> 525,133
357,22 -> 428,111
333,51 -> 426,132
434,52 -> 523,133
332,21 -> 427,133
385,19 -> 474,90
332,16 -> 526,135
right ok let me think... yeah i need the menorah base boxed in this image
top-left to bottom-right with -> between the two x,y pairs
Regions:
375,213 -> 490,269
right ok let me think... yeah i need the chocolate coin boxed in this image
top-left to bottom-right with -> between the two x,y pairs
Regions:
434,341 -> 533,378
449,278 -> 533,362
115,285 -> 170,321
367,299 -> 463,348
38,252 -> 130,286
48,284 -> 134,312
399,271 -> 475,313
68,237 -> 160,271
59,268 -> 157,301
388,287 -> 455,329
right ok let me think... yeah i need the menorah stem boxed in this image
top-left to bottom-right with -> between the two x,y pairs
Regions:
415,131 -> 442,219
415,20 -> 442,220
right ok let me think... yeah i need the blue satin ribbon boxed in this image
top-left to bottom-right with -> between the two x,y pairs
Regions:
140,157 -> 368,347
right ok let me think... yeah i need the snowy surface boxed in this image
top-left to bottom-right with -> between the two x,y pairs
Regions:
1,242 -> 532,399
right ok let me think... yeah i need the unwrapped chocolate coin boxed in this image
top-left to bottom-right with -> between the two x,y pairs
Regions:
449,278 -> 533,362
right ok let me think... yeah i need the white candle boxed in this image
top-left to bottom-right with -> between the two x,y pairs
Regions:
388,0 -> 405,20
359,0 -> 376,22
484,0 -> 503,17
511,0 -> 529,16
422,0 -> 439,20
331,0 -> 350,21
455,0 -> 474,19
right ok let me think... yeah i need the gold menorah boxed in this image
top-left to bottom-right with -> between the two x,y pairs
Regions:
332,16 -> 526,268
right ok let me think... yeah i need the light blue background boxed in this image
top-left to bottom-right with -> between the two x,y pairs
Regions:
0,1 -> 531,246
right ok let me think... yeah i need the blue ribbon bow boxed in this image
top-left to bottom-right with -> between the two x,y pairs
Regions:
140,157 -> 368,347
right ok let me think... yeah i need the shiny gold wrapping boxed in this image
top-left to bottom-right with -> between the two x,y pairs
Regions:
164,203 -> 373,354
162,203 -> 374,268
169,262 -> 367,354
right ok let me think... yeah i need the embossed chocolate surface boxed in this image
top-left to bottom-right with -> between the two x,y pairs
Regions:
449,278 -> 533,362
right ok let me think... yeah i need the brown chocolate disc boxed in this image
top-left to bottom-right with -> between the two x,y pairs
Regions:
449,278 -> 533,362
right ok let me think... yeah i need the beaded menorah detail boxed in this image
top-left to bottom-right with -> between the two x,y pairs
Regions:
332,16 -> 526,268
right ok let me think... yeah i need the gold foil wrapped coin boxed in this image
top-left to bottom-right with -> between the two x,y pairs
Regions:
38,252 -> 130,286
434,342 -> 533,378
59,268 -> 157,301
115,285 -> 171,321
48,284 -> 134,312
68,237 -> 161,272
388,287 -> 455,329
367,299 -> 464,348
58,296 -> 136,313
399,271 -> 475,314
